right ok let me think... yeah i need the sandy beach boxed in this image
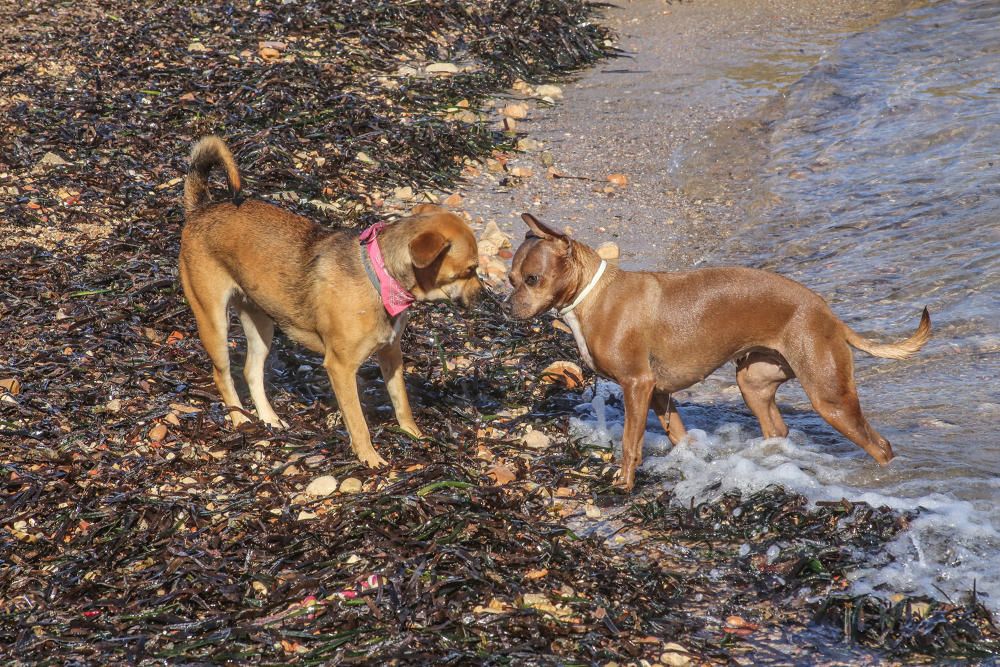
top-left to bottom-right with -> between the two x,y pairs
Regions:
461,0 -> 918,269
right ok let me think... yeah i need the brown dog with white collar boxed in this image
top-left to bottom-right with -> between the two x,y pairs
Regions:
179,136 -> 481,467
510,213 -> 930,490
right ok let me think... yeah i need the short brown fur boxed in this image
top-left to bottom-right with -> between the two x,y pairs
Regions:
179,136 -> 481,467
510,213 -> 930,491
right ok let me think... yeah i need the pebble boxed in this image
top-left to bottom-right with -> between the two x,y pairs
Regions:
305,475 -> 338,497
425,62 -> 459,74
297,510 -> 318,521
584,503 -> 602,519
164,412 -> 181,426
502,103 -> 529,119
393,186 -> 414,201
534,84 -> 563,99
339,477 -> 363,493
516,138 -> 541,152
596,241 -> 620,261
660,643 -> 692,666
148,423 -> 168,442
521,429 -> 550,449
187,42 -> 209,53
606,173 -> 628,187
443,192 -> 463,207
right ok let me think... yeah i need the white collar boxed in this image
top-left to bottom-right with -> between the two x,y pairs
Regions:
559,260 -> 607,316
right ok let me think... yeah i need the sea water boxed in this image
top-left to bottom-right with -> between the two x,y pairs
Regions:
574,0 -> 1000,611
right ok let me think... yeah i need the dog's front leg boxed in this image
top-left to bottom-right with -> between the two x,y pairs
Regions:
375,340 -> 423,439
323,353 -> 388,468
616,376 -> 655,491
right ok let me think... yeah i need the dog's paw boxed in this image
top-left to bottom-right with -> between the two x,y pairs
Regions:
612,468 -> 636,493
358,449 -> 388,469
262,416 -> 289,430
228,410 -> 252,428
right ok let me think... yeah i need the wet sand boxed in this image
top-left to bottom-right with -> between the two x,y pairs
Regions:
460,0 -> 919,270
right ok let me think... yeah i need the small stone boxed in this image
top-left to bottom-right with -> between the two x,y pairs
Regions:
259,46 -> 281,59
540,152 -> 555,167
149,423 -> 168,442
487,464 -> 517,486
534,84 -> 563,99
305,475 -> 339,497
105,398 -> 122,413
282,465 -> 301,477
456,98 -> 470,108
607,173 -> 628,187
454,110 -> 479,124
180,476 -> 198,486
425,62 -> 459,74
521,429 -> 550,450
516,138 -> 540,152
443,192 -> 463,207
297,510 -> 318,521
584,503 -> 602,519
596,241 -> 620,261
37,152 -> 70,169
660,642 -> 692,667
479,221 -> 511,248
355,151 -> 376,165
509,166 -> 533,178
339,477 -> 363,493
187,42 -> 209,53
502,103 -> 529,119
395,65 -> 418,77
259,40 -> 287,52
393,186 -> 414,201
164,412 -> 181,426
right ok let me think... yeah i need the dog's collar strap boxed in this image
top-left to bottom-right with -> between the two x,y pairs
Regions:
360,223 -> 415,317
559,260 -> 607,316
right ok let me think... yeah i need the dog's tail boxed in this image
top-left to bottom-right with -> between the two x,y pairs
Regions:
844,307 -> 931,360
184,135 -> 242,216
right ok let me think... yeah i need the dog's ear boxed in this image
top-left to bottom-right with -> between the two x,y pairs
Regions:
521,213 -> 565,241
409,230 -> 451,269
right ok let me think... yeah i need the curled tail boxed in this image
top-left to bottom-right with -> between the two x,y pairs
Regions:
844,307 -> 931,360
184,135 -> 242,216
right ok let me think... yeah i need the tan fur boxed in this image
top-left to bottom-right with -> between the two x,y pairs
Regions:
179,136 -> 481,467
510,213 -> 931,491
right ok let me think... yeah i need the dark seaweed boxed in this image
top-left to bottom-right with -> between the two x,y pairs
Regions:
1,0 -> 998,664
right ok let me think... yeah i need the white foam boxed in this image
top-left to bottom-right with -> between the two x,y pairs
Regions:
570,380 -> 1000,611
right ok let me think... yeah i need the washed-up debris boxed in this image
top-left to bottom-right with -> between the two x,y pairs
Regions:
1,0 -> 997,664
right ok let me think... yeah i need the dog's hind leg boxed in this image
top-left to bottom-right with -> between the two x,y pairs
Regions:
651,392 -> 687,446
180,263 -> 249,426
736,354 -> 792,439
236,300 -> 286,428
795,341 -> 894,464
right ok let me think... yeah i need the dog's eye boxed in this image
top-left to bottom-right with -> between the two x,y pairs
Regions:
525,275 -> 540,287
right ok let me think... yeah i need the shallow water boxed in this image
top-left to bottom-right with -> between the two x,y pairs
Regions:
576,0 -> 1000,611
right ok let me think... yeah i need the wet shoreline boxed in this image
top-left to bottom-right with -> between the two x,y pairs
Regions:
460,0 -> 923,270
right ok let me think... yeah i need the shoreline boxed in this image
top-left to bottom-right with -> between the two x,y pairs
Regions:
3,0 -> 998,663
459,0 -> 920,270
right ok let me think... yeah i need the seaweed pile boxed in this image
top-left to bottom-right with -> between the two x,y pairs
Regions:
1,0 -> 611,246
2,0 -> 999,664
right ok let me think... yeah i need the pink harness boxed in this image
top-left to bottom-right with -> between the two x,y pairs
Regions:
359,222 -> 415,317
